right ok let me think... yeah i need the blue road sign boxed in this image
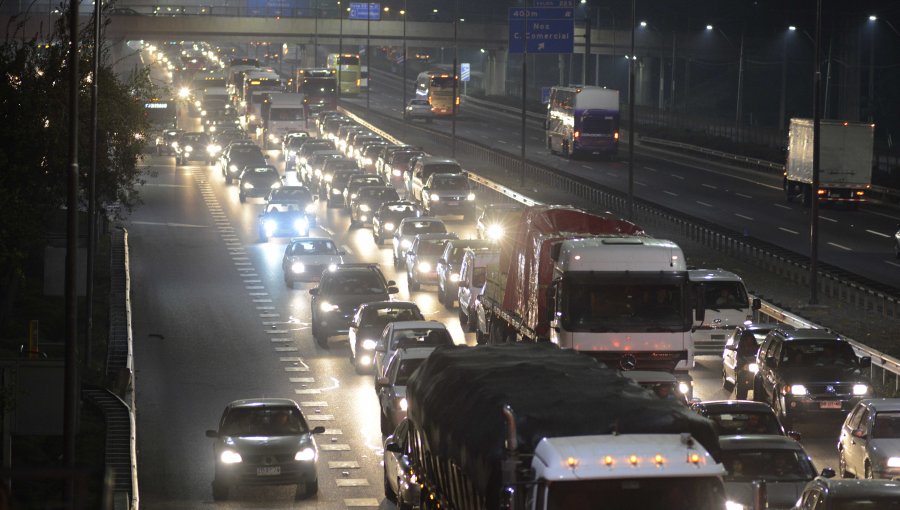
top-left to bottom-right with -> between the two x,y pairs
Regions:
508,7 -> 574,54
349,2 -> 380,20
460,63 -> 470,82
541,86 -> 551,104
533,0 -> 574,6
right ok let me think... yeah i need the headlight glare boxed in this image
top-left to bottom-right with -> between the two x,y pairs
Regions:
243,182 -> 254,189
429,193 -> 440,201
417,261 -> 432,273
384,223 -> 395,231
359,204 -> 371,212
305,204 -> 316,213
319,301 -> 338,312
399,398 -> 408,411
294,448 -> 316,462
467,193 -> 476,201
400,239 -> 412,249
291,262 -> 305,273
725,502 -> 745,510
220,450 -> 242,464
361,339 -> 377,350
487,224 -> 504,240
887,457 -> 900,468
293,218 -> 308,232
678,382 -> 690,395
790,384 -> 808,396
748,363 -> 759,373
450,273 -> 460,282
852,384 -> 869,395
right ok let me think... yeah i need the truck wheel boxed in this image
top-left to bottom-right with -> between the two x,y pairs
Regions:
784,179 -> 794,202
800,184 -> 813,208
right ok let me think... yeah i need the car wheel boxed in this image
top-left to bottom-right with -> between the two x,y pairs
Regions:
384,470 -> 397,502
239,192 -> 246,203
752,376 -> 765,402
211,481 -> 229,501
393,253 -> 401,269
865,461 -> 873,479
285,277 -> 294,289
225,174 -> 232,185
312,322 -> 328,348
296,479 -> 317,500
734,381 -> 748,400
398,496 -> 413,510
374,233 -> 382,244
475,327 -> 487,345
459,308 -> 468,329
839,449 -> 852,478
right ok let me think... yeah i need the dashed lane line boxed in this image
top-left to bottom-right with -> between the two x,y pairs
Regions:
329,461 -> 360,469
663,191 -> 678,197
670,174 -> 685,180
866,229 -> 891,238
644,166 -> 658,172
635,181 -> 647,187
735,213 -> 754,220
886,260 -> 900,269
581,165 -> 592,170
773,204 -> 792,210
344,498 -> 380,507
274,346 -> 299,352
334,478 -> 369,486
778,227 -> 799,235
265,329 -> 289,334
696,201 -> 713,207
290,378 -> 315,383
301,401 -> 328,407
827,242 -> 853,251
701,184 -> 718,189
252,298 -> 273,303
320,226 -> 335,236
284,366 -> 309,372
820,216 -> 838,223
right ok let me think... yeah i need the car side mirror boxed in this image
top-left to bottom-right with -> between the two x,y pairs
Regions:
751,297 -> 761,311
310,426 -> 326,434
387,280 -> 396,286
724,344 -> 737,351
205,430 -> 218,438
309,288 -> 319,296
375,342 -> 385,352
859,356 -> 872,368
387,286 -> 399,295
788,430 -> 803,442
820,467 -> 836,479
349,321 -> 358,328
385,439 -> 402,453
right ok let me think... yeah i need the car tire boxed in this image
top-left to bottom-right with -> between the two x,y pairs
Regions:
258,229 -> 268,243
398,497 -> 413,510
773,396 -> 792,430
211,481 -> 229,501
458,308 -> 468,329
734,381 -> 748,400
384,470 -> 397,502
312,322 -> 328,348
393,253 -> 401,269
297,479 -> 318,500
408,275 -> 420,292
722,370 -> 734,391
752,376 -> 765,402
374,233 -> 382,244
225,175 -> 232,185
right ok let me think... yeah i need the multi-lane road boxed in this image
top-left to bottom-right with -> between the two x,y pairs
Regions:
128,100 -> 844,509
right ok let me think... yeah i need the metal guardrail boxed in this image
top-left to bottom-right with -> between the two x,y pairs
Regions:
341,102 -> 900,394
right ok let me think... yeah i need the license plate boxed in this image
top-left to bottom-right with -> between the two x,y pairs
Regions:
447,201 -> 459,205
820,401 -> 842,409
257,466 -> 281,476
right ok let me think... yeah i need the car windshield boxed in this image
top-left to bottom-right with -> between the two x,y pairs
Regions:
564,281 -> 687,332
779,340 -> 858,368
706,411 -> 783,436
286,137 -> 307,147
363,307 -> 422,328
361,188 -> 399,200
720,449 -> 816,482
182,134 -> 208,144
402,221 -> 446,235
220,406 -> 308,436
350,177 -> 382,188
290,240 -> 337,255
252,167 -> 276,174
395,358 -> 426,386
386,203 -> 416,213
271,189 -> 311,203
699,281 -> 749,310
872,412 -> 900,438
391,328 -> 453,350
410,100 -> 428,106
546,477 -> 725,510
391,152 -> 422,165
431,176 -> 468,189
417,240 -> 448,257
323,272 -> 385,295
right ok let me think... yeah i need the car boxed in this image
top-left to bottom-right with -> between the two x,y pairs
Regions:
404,233 -> 459,292
838,398 -> 900,479
295,139 -> 336,176
409,157 -> 462,202
173,131 -> 211,165
308,264 -> 399,348
691,400 -> 800,440
723,323 -> 795,399
281,237 -> 345,287
719,435 -> 817,510
372,320 -> 454,383
155,128 -> 182,155
348,301 -> 424,374
420,172 -> 476,220
793,477 -> 900,509
383,419 -> 421,510
303,150 -> 345,190
321,166 -> 361,206
264,186 -> 317,228
457,246 -> 498,336
343,174 -> 385,209
220,143 -> 266,184
392,218 -> 448,268
622,370 -> 691,404
281,132 -> 310,164
372,201 -> 422,245
349,186 -> 401,228
377,347 -> 436,434
436,239 -> 493,308
257,204 -> 310,242
752,328 -> 872,429
475,203 -> 523,242
336,125 -> 368,153
204,398 -> 325,501
404,98 -> 433,122
375,145 -> 420,178
358,142 -> 388,171
238,165 -> 282,203
381,149 -> 425,182
348,134 -> 383,161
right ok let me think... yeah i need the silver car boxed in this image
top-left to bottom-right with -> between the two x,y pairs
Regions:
281,237 -> 345,287
383,419 -> 420,510
403,98 -> 433,123
376,347 -> 436,435
719,435 -> 817,510
391,217 -> 448,269
838,398 -> 900,479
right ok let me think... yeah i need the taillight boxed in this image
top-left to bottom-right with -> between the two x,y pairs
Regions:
613,132 -> 620,140
573,131 -> 580,139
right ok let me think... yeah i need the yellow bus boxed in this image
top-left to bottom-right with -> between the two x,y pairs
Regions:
415,71 -> 459,116
326,53 -> 361,96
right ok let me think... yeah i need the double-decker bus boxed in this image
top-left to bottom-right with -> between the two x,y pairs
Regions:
325,53 -> 360,96
545,85 -> 620,159
415,71 -> 459,116
294,68 -> 338,115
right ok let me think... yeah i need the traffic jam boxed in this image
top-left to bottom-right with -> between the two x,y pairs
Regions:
142,43 -> 900,510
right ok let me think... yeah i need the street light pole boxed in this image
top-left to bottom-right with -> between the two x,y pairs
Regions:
520,0 -> 528,186
627,0 -> 635,221
735,27 -> 745,123
868,18 -> 875,122
86,0 -> 102,370
366,1 -> 370,111
810,0 -> 822,305
401,3 -> 407,113
452,0 -> 458,157
314,0 -> 318,66
338,1 -> 343,99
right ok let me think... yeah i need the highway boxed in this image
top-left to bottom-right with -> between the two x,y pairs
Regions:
127,98 -> 843,510
340,69 -> 900,290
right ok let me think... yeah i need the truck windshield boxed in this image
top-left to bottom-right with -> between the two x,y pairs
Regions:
270,108 -> 304,121
545,477 -> 724,510
562,275 -> 689,332
696,281 -> 748,310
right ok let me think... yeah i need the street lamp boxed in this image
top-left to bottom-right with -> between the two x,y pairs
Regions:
338,1 -> 343,99
706,23 -> 745,123
638,20 -> 666,109
401,5 -> 407,113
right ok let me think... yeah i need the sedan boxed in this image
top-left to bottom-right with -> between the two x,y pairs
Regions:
348,301 -> 424,374
205,398 -> 325,501
475,203 -> 523,242
281,237 -> 345,287
257,205 -> 310,242
349,186 -> 401,228
384,419 -> 420,510
404,98 -> 433,122
238,165 -> 282,203
719,435 -> 817,510
692,400 -> 800,440
405,233 -> 458,292
392,218 -> 448,268
173,131 -> 211,165
372,201 -> 422,245
838,398 -> 900,479
377,347 -> 435,434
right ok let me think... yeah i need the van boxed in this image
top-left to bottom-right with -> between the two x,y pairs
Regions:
409,157 -> 462,202
689,269 -> 752,356
457,246 -> 499,337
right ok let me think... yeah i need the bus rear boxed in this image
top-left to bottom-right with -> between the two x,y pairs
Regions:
417,72 -> 458,116
573,88 -> 620,157
327,54 -> 360,96
296,68 -> 338,114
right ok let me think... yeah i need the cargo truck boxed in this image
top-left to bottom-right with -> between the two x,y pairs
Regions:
474,205 -> 701,394
260,93 -> 305,149
783,118 -> 874,206
394,343 -> 727,510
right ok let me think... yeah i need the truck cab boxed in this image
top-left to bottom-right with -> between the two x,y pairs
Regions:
688,269 -> 753,356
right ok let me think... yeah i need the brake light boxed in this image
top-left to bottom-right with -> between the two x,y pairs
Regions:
613,132 -> 620,140
573,131 -> 580,139
456,96 -> 460,105
817,189 -> 826,195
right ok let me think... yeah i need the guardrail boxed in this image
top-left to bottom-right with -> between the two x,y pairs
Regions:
340,102 -> 900,395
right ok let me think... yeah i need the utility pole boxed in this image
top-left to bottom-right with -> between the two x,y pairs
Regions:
627,0 -> 635,220
86,0 -> 102,371
735,27 -> 745,123
520,0 -> 528,186
338,1 -> 343,99
366,1 -> 371,111
451,0 -> 458,157
810,0 -> 822,304
401,1 -> 407,113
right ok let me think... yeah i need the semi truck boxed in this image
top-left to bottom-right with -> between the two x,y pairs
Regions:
294,68 -> 338,116
396,343 -> 727,510
260,93 -> 305,149
783,118 -> 874,206
474,205 -> 701,394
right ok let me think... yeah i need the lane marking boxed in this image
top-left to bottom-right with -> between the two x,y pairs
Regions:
234,262 -> 252,266
265,329 -> 288,334
256,306 -> 276,310
300,401 -> 329,407
248,292 -> 270,296
284,366 -> 309,372
129,221 -> 207,228
498,139 -> 508,144
865,209 -> 900,220
663,191 -> 678,197
735,213 -> 754,220
303,412 -> 332,418
820,216 -> 838,223
290,377 -> 315,383
773,204 -> 792,210
253,299 -> 273,303
735,192 -> 753,198
778,227 -> 799,235
696,201 -> 713,208
886,260 -> 900,269
344,498 -> 380,507
581,165 -> 592,170
274,346 -> 298,352
245,285 -> 264,289
827,242 -> 853,251
270,338 -> 292,343
635,181 -> 647,187
701,184 -> 718,190
866,229 -> 891,238
644,166 -> 658,172
322,428 -> 343,435
670,174 -> 685,180
329,461 -> 359,469
334,477 -> 368,485
320,226 -> 334,236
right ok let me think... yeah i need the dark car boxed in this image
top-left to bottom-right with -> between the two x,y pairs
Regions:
325,168 -> 364,207
405,233 -> 459,292
719,435 -> 817,510
303,150 -> 344,191
319,158 -> 360,199
281,132 -> 310,165
793,477 -> 900,509
392,218 -> 448,268
155,128 -> 182,155
205,398 -> 325,501
221,144 -> 266,184
723,323 -> 793,399
350,186 -> 401,228
308,264 -> 399,348
238,165 -> 282,203
375,144 -> 419,178
420,172 -> 476,219
435,239 -> 493,309
343,174 -> 385,209
384,419 -> 421,510
295,139 -> 336,176
174,131 -> 211,165
265,186 -> 317,228
373,201 -> 422,245
358,142 -> 388,172
753,328 -> 872,428
382,149 -> 425,182
348,301 -> 424,374
691,400 -> 800,440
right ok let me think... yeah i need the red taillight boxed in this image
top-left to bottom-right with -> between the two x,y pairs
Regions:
613,132 -> 620,140
574,131 -> 580,139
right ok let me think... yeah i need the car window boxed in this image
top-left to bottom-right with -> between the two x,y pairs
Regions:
779,340 -> 858,368
394,358 -> 427,386
720,449 -> 816,482
846,405 -> 866,430
386,204 -> 416,213
854,409 -> 870,436
872,412 -> 900,438
737,331 -> 760,356
417,240 -> 448,257
253,166 -> 275,174
707,411 -> 783,436
323,272 -> 386,295
391,328 -> 453,350
221,406 -> 308,436
830,498 -> 900,510
402,221 -> 446,235
701,281 -> 748,310
291,240 -> 337,255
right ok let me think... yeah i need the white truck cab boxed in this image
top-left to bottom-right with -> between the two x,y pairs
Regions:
688,269 -> 752,356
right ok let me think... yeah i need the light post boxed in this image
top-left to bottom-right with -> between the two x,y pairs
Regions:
580,0 -> 591,85
338,0 -> 343,99
314,0 -> 318,66
638,20 -> 665,110
452,1 -> 459,157
627,0 -> 635,220
401,5 -> 407,113
867,15 -> 876,122
86,0 -> 102,369
706,24 -> 745,123
810,0 -> 822,305
366,1 -> 371,111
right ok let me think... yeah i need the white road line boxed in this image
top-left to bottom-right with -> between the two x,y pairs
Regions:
329,461 -> 360,469
300,401 -> 329,407
773,204 -> 792,210
635,181 -> 647,187
345,498 -> 380,507
290,377 -> 316,383
865,209 -> 900,220
866,229 -> 891,238
670,174 -> 685,180
129,221 -> 208,228
644,166 -> 658,172
886,260 -> 900,269
334,477 -> 368,485
256,306 -> 276,310
274,346 -> 299,352
778,227 -> 799,235
319,226 -> 334,236
245,285 -> 264,290
827,242 -> 853,251
270,338 -> 292,343
701,184 -> 718,190
142,183 -> 190,188
663,191 -> 679,197
248,292 -> 269,296
735,213 -> 754,221
582,165 -> 592,170
497,139 -> 508,144
253,298 -> 273,303
296,389 -> 324,395
820,216 -> 838,223
244,279 -> 262,283
696,201 -> 713,207
265,329 -> 288,334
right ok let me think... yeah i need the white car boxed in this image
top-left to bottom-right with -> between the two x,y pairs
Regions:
391,217 -> 448,269
376,347 -> 436,434
281,237 -> 345,288
838,398 -> 900,479
372,321 -> 454,384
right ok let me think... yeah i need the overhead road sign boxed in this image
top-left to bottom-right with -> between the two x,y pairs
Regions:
349,2 -> 380,20
508,7 -> 574,54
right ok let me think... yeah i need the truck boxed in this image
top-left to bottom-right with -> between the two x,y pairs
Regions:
395,343 -> 727,510
783,118 -> 874,206
260,93 -> 306,149
294,68 -> 338,116
241,70 -> 282,129
688,268 -> 757,356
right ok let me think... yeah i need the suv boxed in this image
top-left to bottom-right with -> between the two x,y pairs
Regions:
420,172 -> 476,220
436,239 -> 493,308
752,328 -> 872,428
404,233 -> 459,292
372,320 -> 454,383
349,186 -> 400,228
174,131 -> 211,165
343,174 -> 385,209
409,157 -> 463,203
308,264 -> 399,348
794,477 -> 900,509
220,143 -> 265,184
348,301 -> 424,374
723,323 -> 792,399
457,246 -> 499,334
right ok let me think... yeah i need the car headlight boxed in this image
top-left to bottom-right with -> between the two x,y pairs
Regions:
350,193 -> 357,199
249,114 -> 256,121
362,157 -> 372,166
401,239 -> 412,249
294,447 -> 316,462
487,224 -> 504,240
242,182 -> 254,189
171,141 -> 180,149
678,382 -> 690,395
359,354 -> 371,366
450,273 -> 460,282
269,134 -> 279,143
271,181 -> 282,189
207,144 -> 221,155
184,145 -> 193,153
418,261 -> 432,273
220,450 -> 242,464
852,384 -> 869,395
324,174 -> 333,182
291,262 -> 305,273
288,150 -> 297,157
361,339 -> 377,350
305,203 -> 316,213
789,384 -> 808,396
194,100 -> 201,107
319,301 -> 339,312
399,398 -> 408,411
293,218 -> 308,232
887,457 -> 900,468
264,219 -> 277,232
392,168 -> 402,177
725,502 -> 745,510
359,204 -> 371,212
430,193 -> 439,201
200,110 -> 207,117
384,222 -> 395,231
327,263 -> 337,272
177,87 -> 190,98
748,363 -> 759,373
467,193 -> 476,201
208,125 -> 216,132
229,164 -> 238,174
